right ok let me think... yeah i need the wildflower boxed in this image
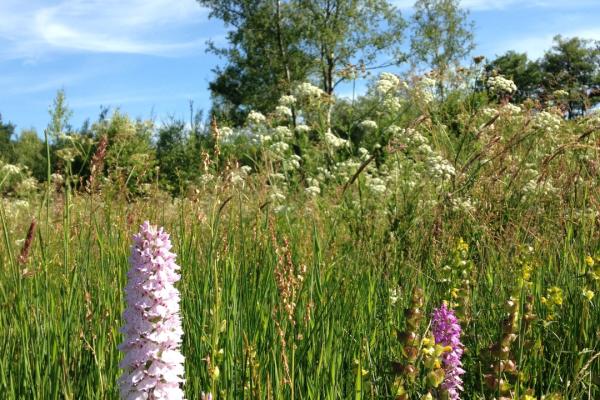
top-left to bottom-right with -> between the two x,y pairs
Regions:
279,94 -> 296,106
247,110 -> 267,125
582,288 -> 594,301
358,120 -> 378,131
295,124 -> 311,134
487,75 -> 517,95
375,72 -> 401,95
431,303 -> 465,400
294,82 -> 325,102
389,286 -> 400,305
305,186 -> 320,197
118,221 -> 185,400
201,392 -> 213,400
324,131 -> 349,148
585,255 -> 595,268
275,106 -> 293,119
532,111 -> 562,134
272,126 -> 293,139
1,163 -> 22,176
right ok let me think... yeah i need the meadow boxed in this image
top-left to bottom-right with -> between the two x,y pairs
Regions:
1,74 -> 599,399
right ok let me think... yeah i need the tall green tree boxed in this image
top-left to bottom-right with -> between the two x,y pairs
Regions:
540,35 -> 600,118
14,129 -> 46,181
0,114 -> 16,162
155,119 -> 197,193
296,0 -> 406,95
198,0 -> 406,123
199,0 -> 312,124
410,0 -> 474,99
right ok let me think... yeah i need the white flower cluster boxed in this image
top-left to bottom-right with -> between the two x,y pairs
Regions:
247,110 -> 267,125
294,82 -> 325,102
283,154 -> 301,172
229,165 -> 252,186
417,77 -> 436,104
270,141 -> 289,156
425,155 -> 456,180
275,106 -> 293,119
501,103 -> 522,115
450,197 -> 476,214
295,124 -> 311,134
358,120 -> 378,131
305,177 -> 321,197
480,107 -> 498,119
365,176 -> 387,194
17,177 -> 38,194
389,125 -> 456,181
487,75 -> 517,95
522,178 -> 557,199
1,163 -> 22,176
375,72 -> 402,96
279,95 -> 297,107
324,131 -> 349,148
272,126 -> 293,139
532,111 -> 562,134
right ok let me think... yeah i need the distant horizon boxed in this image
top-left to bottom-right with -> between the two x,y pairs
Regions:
1,0 -> 599,133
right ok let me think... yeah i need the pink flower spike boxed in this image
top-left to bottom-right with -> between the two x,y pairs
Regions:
119,221 -> 185,399
431,303 -> 465,400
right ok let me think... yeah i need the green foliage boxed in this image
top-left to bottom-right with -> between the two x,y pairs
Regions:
13,129 -> 46,181
0,114 -> 16,163
92,111 -> 156,193
156,119 -> 200,194
540,35 -> 600,118
199,0 -> 406,123
410,0 -> 475,98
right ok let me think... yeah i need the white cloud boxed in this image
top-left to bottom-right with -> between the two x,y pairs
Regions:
0,0 -> 210,59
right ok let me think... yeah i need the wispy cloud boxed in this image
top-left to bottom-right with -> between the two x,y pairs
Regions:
0,0 -> 210,60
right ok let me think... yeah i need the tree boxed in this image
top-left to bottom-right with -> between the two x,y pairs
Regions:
14,129 -> 46,181
296,0 -> 406,95
410,0 -> 475,99
486,51 -> 543,102
0,114 -> 16,163
199,0 -> 312,124
540,35 -> 600,118
198,0 -> 406,123
155,119 -> 196,193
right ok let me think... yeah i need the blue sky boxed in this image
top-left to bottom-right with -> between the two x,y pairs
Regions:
1,0 -> 599,134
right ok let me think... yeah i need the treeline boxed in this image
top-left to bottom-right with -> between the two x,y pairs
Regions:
1,0 -> 599,196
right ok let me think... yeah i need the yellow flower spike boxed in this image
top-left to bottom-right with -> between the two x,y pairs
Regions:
585,255 -> 594,267
582,288 -> 594,301
421,347 -> 435,356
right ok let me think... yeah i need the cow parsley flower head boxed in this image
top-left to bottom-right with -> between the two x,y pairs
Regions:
279,95 -> 297,106
487,75 -> 517,95
359,120 -> 378,131
431,303 -> 465,400
119,221 -> 185,400
247,110 -> 267,125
